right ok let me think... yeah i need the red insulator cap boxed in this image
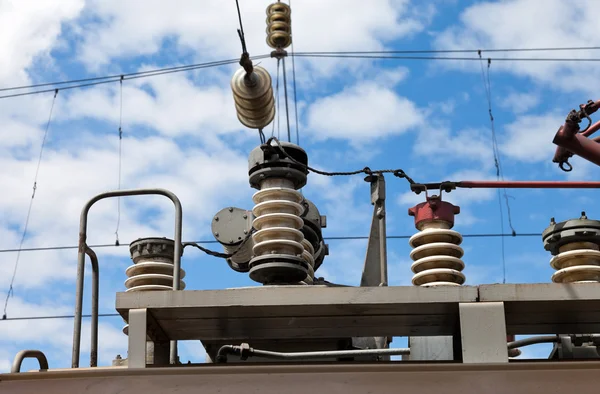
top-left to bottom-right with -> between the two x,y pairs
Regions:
408,195 -> 460,229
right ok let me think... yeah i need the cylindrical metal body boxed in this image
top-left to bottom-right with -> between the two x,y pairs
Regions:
542,214 -> 600,283
266,2 -> 292,49
408,196 -> 465,286
125,238 -> 186,292
247,142 -> 310,284
231,66 -> 275,129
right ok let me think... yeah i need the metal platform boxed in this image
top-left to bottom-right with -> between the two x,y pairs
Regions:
116,283 -> 600,342
3,361 -> 600,394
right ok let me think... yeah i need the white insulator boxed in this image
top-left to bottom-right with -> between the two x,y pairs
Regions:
409,221 -> 465,286
231,66 -> 275,129
252,179 -> 304,259
300,239 -> 316,285
266,2 -> 292,49
550,241 -> 600,283
124,258 -> 186,292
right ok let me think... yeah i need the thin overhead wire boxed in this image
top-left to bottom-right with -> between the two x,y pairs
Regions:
115,77 -> 124,246
292,53 -> 600,62
478,53 -> 515,285
1,46 -> 599,94
0,56 -> 270,100
2,89 -> 59,320
1,313 -> 121,322
0,232 -> 541,254
289,0 -> 300,145
281,57 -> 292,142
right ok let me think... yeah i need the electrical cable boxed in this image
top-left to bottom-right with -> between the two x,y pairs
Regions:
0,56 -> 271,100
271,58 -> 281,139
114,76 -> 124,246
292,53 -> 600,62
282,57 -> 292,142
0,233 -> 541,255
478,53 -> 515,284
294,46 -> 600,55
2,90 -> 59,320
289,0 -> 300,146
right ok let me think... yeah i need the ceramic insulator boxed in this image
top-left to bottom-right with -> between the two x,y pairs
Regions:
266,2 -> 292,49
550,241 -> 600,283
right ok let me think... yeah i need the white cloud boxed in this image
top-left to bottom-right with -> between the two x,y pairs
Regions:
499,92 -> 540,114
306,81 -> 423,140
0,0 -> 84,85
413,126 -> 493,166
499,113 -> 564,163
433,0 -> 600,93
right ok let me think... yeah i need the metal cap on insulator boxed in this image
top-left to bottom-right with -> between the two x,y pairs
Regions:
408,195 -> 460,230
248,141 -> 308,189
126,238 -> 185,292
542,212 -> 600,255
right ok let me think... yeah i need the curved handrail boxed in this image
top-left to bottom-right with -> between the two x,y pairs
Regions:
71,188 -> 183,368
11,350 -> 49,373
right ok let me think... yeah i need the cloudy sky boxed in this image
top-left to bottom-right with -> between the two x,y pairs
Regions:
2,0 -> 600,370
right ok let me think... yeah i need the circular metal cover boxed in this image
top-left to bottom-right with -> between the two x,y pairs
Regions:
212,207 -> 251,246
542,218 -> 600,255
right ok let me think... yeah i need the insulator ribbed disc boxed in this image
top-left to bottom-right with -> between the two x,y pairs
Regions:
253,212 -> 304,230
231,66 -> 272,100
409,228 -> 462,248
410,242 -> 464,261
125,262 -> 186,279
253,187 -> 303,204
552,265 -> 600,283
411,255 -> 465,274
253,200 -> 304,217
412,268 -> 465,286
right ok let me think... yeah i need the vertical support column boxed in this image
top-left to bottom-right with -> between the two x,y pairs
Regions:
128,309 -> 148,368
459,302 -> 508,363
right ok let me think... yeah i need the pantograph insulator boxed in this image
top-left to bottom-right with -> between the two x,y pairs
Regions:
266,2 -> 292,49
231,66 -> 275,129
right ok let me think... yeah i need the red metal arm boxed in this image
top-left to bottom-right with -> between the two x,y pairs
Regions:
552,100 -> 600,171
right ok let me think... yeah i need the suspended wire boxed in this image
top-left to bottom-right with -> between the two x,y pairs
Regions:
115,77 -> 124,246
2,89 -> 59,320
292,53 -> 600,62
1,46 -> 599,94
281,58 -> 292,142
1,313 -> 120,322
271,59 -> 280,138
0,57 -> 270,100
478,53 -> 515,284
0,233 -> 542,255
289,0 -> 300,145
234,0 -> 248,53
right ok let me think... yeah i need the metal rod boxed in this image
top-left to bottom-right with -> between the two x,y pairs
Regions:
507,335 -> 559,350
11,350 -> 49,373
72,188 -> 183,368
458,180 -> 600,189
216,344 -> 410,363
281,57 -> 291,142
85,247 -> 99,368
553,131 -> 600,167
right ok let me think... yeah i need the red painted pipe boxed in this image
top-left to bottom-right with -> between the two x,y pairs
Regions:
458,180 -> 600,189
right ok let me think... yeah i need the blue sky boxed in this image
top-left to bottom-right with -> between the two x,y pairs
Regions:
1,0 -> 600,370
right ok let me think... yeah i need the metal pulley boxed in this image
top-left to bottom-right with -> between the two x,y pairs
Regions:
231,66 -> 275,129
266,2 -> 292,49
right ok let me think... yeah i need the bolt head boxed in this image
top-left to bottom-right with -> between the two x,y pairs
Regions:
214,232 -> 219,237
214,216 -> 219,221
228,207 -> 234,212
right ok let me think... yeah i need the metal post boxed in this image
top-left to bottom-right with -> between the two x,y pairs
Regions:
72,188 -> 183,368
128,309 -> 148,368
361,174 -> 388,287
85,247 -> 99,367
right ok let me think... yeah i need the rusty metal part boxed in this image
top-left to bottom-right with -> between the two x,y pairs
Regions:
408,195 -> 465,286
412,180 -> 600,194
543,213 -> 600,283
266,2 -> 292,49
231,66 -> 275,129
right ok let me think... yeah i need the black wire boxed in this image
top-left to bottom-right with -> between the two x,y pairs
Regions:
289,0 -> 300,146
292,53 -> 600,62
234,0 -> 247,53
1,313 -> 121,322
0,233 -> 539,254
294,46 -> 600,55
281,57 -> 292,142
0,56 -> 270,100
3,90 -> 59,320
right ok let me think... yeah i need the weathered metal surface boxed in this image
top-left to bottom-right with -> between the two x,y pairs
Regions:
117,286 -> 477,341
459,302 -> 508,363
2,362 -> 600,394
479,283 -> 600,334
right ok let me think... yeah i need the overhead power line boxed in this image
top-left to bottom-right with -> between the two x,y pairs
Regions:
0,56 -> 271,100
292,54 -> 600,62
294,46 -> 600,55
1,313 -> 120,322
0,233 -> 540,254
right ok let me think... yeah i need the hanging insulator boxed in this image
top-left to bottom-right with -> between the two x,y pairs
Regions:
408,195 -> 465,286
125,238 -> 185,292
231,66 -> 275,129
543,213 -> 600,283
266,2 -> 292,49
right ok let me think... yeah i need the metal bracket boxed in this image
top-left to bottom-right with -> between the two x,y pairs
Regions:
127,309 -> 170,368
360,174 -> 387,287
459,302 -> 508,363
